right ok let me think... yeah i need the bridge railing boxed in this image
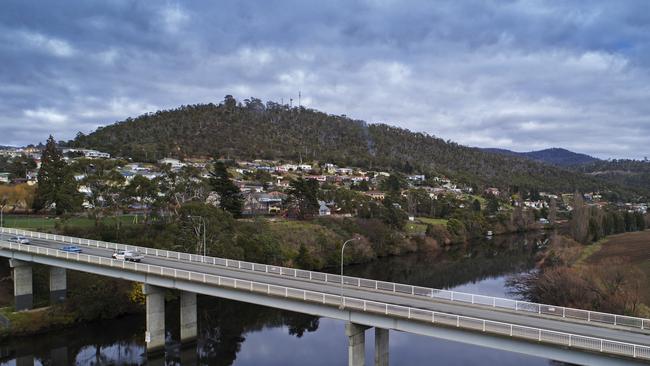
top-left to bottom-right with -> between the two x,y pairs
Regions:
2,227 -> 649,331
1,239 -> 649,362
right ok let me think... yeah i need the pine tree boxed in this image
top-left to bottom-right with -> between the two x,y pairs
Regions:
33,136 -> 81,215
209,160 -> 242,217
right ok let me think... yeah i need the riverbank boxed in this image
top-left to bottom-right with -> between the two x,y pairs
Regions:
582,230 -> 650,309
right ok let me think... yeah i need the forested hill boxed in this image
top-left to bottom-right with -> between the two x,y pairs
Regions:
574,159 -> 650,196
69,97 -> 614,193
482,148 -> 600,167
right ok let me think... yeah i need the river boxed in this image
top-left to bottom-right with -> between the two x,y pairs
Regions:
0,233 -> 561,365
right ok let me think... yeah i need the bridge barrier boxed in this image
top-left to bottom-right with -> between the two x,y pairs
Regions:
2,227 -> 649,332
1,239 -> 649,362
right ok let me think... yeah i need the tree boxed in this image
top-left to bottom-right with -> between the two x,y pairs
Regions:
570,192 -> 589,243
209,161 -> 243,217
288,178 -> 319,219
472,199 -> 481,212
486,197 -> 500,215
33,136 -> 81,215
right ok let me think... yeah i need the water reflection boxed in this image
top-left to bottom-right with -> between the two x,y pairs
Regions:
0,233 -> 561,365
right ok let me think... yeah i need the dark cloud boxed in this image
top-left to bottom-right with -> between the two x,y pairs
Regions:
1,0 -> 649,158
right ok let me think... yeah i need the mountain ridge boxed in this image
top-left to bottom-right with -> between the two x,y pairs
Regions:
482,147 -> 600,167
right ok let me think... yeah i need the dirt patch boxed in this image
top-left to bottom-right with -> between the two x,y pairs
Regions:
587,230 -> 650,265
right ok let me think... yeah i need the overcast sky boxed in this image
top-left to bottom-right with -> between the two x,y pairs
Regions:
1,1 -> 649,159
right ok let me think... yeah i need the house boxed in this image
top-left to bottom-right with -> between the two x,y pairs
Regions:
336,168 -> 353,175
0,172 -> 10,184
365,190 -> 385,200
298,164 -> 312,171
158,158 -> 186,170
306,175 -> 327,182
318,201 -> 331,216
408,175 -> 426,182
323,163 -> 337,174
62,148 -> 111,159
485,187 -> 500,196
243,192 -> 284,215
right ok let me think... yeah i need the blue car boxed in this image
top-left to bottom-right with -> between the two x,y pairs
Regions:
60,245 -> 83,253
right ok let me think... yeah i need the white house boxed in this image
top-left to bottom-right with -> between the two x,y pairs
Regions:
318,201 -> 331,216
158,158 -> 186,169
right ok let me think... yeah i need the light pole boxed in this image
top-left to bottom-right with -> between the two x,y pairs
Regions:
340,237 -> 360,309
187,215 -> 207,257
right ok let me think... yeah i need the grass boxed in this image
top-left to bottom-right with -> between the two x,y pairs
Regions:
574,238 -> 607,266
416,217 -> 448,226
405,222 -> 427,235
2,215 -> 142,230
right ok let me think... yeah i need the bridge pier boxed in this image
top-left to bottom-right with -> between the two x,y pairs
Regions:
346,322 -> 370,366
143,284 -> 166,354
180,291 -> 197,343
9,259 -> 32,311
375,328 -> 389,366
49,267 -> 66,304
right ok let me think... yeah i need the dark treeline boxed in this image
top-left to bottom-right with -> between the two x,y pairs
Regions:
69,96 -> 623,196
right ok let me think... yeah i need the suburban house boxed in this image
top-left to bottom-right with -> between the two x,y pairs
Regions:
243,192 -> 284,215
365,190 -> 386,200
62,148 -> 111,159
0,172 -> 10,184
318,201 -> 331,216
158,158 -> 186,170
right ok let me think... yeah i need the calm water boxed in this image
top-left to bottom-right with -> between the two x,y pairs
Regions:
0,233 -> 561,365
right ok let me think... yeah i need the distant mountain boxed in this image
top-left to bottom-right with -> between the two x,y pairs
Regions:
483,148 -> 600,167
68,97 -> 624,195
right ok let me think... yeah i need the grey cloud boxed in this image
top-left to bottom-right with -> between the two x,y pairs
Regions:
0,0 -> 649,158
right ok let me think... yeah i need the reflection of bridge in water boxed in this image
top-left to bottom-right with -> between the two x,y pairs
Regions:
1,228 -> 649,366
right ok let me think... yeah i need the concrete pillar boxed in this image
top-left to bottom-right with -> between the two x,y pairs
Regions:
143,284 -> 165,354
50,347 -> 68,365
49,267 -> 66,304
346,322 -> 369,366
180,291 -> 197,343
375,328 -> 389,366
9,259 -> 32,311
16,355 -> 33,366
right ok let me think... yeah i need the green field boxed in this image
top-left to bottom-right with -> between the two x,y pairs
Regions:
405,222 -> 427,235
1,215 -> 142,230
416,217 -> 448,226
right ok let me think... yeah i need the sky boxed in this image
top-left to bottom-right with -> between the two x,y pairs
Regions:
1,0 -> 649,159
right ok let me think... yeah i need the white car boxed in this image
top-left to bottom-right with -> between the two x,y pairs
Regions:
8,236 -> 30,244
112,250 -> 144,262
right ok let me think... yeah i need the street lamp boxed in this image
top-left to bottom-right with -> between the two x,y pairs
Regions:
187,215 -> 206,257
340,236 -> 360,309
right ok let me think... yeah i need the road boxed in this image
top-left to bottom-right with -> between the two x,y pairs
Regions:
5,232 -> 649,349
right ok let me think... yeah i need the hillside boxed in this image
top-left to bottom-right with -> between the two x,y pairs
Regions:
69,97 -> 616,194
574,160 -> 650,197
483,148 -> 600,167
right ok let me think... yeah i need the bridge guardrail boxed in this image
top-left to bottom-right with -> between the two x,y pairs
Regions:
2,227 -> 649,332
1,239 -> 649,361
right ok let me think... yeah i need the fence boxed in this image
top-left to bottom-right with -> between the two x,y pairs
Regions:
2,227 -> 649,331
1,239 -> 649,361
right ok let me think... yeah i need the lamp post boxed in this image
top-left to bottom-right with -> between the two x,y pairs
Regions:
187,215 -> 206,257
340,237 -> 360,309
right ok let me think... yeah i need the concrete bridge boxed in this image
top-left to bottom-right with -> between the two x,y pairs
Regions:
1,227 -> 649,366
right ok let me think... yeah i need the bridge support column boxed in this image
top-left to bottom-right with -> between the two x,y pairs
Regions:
10,259 -> 32,311
143,284 -> 165,354
180,291 -> 197,343
375,328 -> 389,366
49,267 -> 66,304
346,322 -> 369,366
